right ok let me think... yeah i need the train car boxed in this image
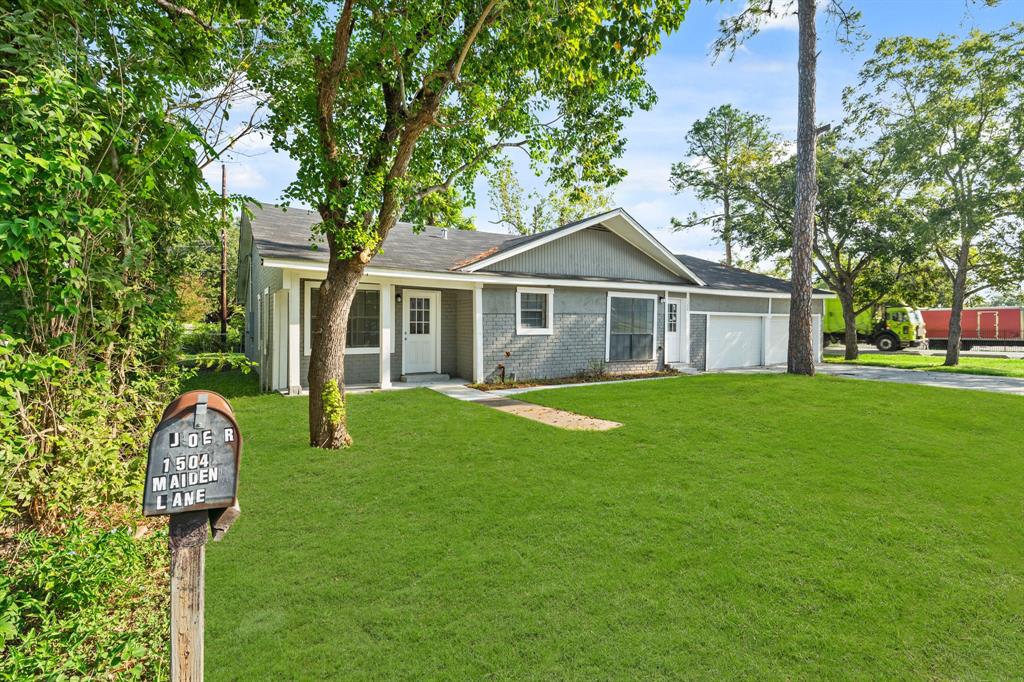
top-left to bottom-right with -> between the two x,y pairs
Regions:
921,306 -> 1024,349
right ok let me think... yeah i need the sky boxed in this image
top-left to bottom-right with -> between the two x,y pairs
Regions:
205,0 -> 1023,262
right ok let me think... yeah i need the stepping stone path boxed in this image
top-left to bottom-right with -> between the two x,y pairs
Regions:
429,384 -> 621,431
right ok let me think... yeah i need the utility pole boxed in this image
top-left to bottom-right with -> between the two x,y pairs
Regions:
220,165 -> 228,351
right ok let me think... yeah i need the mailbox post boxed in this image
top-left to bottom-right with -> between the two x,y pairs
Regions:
144,391 -> 242,682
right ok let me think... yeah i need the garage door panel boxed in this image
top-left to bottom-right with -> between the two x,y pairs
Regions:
767,316 -> 788,365
708,315 -> 763,370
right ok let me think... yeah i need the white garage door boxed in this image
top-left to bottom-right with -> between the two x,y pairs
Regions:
707,315 -> 763,370
766,314 -> 823,365
767,316 -> 789,365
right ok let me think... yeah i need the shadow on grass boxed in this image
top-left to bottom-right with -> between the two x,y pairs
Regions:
181,369 -> 262,398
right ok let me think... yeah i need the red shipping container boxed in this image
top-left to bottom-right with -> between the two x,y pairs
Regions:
922,307 -> 1024,344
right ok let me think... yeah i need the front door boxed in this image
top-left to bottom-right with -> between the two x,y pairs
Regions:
665,298 -> 684,363
403,290 -> 440,374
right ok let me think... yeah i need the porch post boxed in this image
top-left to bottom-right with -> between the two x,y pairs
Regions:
472,283 -> 484,383
379,282 -> 393,389
287,271 -> 301,394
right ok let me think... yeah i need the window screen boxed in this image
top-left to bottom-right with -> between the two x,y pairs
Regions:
519,292 -> 548,329
609,297 -> 654,361
310,288 -> 380,350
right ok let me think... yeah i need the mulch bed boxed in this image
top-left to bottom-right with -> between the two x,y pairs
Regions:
469,369 -> 678,391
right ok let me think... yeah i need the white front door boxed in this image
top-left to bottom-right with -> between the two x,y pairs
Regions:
403,290 -> 440,374
665,297 -> 684,363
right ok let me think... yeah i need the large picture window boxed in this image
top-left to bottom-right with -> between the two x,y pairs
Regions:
608,295 -> 655,361
306,285 -> 380,354
516,287 -> 554,335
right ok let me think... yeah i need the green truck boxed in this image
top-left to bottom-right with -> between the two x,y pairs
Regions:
823,298 -> 926,351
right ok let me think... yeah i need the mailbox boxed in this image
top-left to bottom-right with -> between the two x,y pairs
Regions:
143,390 -> 242,538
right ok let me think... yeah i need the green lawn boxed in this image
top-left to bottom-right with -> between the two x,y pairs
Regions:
825,352 -> 1024,379
197,371 -> 1024,680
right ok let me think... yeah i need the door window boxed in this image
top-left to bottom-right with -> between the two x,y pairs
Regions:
667,303 -> 678,333
409,297 -> 431,334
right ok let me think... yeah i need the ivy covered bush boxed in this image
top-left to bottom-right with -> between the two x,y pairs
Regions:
0,2 -> 259,677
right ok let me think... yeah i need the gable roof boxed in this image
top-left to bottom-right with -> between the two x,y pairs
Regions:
245,202 -> 817,294
675,254 -> 831,295
458,208 -> 704,285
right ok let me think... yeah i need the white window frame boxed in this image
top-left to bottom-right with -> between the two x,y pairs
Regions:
605,291 -> 659,362
304,280 -> 381,355
515,286 -> 554,336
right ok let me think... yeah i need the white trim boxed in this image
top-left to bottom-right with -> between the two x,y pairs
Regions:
284,279 -> 299,394
273,290 -> 289,390
458,209 -> 706,285
302,280 -> 382,356
605,291 -> 659,363
260,258 -> 835,296
379,283 -> 393,389
262,258 -> 831,299
401,289 -> 442,375
473,284 -> 484,383
515,286 -> 554,335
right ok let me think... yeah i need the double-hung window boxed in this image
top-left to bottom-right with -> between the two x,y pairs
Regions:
516,287 -> 554,335
608,294 -> 656,361
306,284 -> 380,354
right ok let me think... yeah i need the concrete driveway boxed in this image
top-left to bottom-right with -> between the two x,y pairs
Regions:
816,363 -> 1024,396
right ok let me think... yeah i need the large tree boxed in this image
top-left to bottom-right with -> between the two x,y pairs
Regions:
251,1 -> 689,448
487,158 -> 613,236
712,0 -> 862,375
734,139 -> 923,360
846,25 -> 1024,365
669,104 -> 779,266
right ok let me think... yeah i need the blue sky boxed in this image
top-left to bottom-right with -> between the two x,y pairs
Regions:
207,0 -> 1022,261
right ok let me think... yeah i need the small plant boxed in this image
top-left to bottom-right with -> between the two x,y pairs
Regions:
584,359 -> 607,380
321,378 -> 346,427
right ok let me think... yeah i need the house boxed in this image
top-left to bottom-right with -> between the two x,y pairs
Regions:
237,204 -> 828,393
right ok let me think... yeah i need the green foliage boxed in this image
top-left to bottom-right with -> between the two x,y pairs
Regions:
321,379 -> 345,427
250,0 -> 690,257
670,104 -> 780,263
0,521 -> 167,680
845,24 -> 1024,303
180,321 -> 245,355
487,158 -> 614,235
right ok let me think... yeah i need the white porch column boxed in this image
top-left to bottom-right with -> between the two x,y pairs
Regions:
379,282 -> 393,389
473,283 -> 484,383
287,271 -> 301,394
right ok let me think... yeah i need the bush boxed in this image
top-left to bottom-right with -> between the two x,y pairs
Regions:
180,322 -> 243,355
0,521 -> 168,680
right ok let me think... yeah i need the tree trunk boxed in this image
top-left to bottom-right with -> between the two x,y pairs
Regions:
788,0 -> 818,376
307,249 -> 365,448
723,193 -> 733,267
838,288 -> 859,361
943,237 -> 971,367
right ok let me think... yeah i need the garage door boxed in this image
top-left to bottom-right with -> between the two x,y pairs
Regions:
766,316 -> 788,365
766,314 -> 822,365
707,315 -> 763,370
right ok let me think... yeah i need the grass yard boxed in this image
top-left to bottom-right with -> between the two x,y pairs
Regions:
825,353 -> 1024,378
196,371 -> 1024,680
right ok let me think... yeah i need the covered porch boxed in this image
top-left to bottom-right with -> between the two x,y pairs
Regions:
272,268 -> 485,394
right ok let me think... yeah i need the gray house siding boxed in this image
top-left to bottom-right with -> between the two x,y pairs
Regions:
689,314 -> 707,371
245,243 -> 283,369
481,285 -> 664,381
481,227 -> 681,283
690,293 -> 769,314
455,290 -> 474,380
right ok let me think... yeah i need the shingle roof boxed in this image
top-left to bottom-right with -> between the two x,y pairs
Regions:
674,254 -> 830,295
247,203 -> 514,272
246,202 -> 821,294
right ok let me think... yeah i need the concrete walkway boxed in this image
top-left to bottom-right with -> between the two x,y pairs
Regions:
817,363 -> 1024,396
429,383 -> 621,430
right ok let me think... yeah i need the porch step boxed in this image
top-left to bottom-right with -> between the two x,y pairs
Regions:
399,372 -> 450,384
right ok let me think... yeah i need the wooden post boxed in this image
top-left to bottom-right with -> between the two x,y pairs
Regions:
170,510 -> 209,682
